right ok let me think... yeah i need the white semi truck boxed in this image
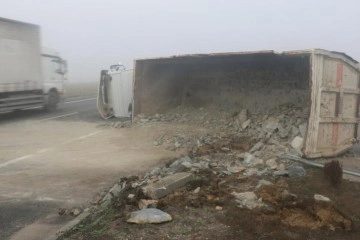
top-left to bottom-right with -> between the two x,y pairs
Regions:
0,17 -> 67,113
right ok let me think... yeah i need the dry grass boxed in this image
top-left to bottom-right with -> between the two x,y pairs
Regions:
66,82 -> 98,99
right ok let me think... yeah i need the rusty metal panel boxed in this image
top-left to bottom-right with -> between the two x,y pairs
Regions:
304,51 -> 360,158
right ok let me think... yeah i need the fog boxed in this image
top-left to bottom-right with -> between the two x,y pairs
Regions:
1,0 -> 359,82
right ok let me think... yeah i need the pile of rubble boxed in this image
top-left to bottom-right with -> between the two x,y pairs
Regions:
96,156 -> 352,232
132,103 -> 310,177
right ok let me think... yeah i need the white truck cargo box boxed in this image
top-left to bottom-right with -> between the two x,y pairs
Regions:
0,17 -> 42,93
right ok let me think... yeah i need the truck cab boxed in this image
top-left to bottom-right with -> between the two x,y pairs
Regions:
42,47 -> 67,110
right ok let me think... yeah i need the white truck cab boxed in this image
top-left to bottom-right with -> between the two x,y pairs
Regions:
41,47 -> 68,110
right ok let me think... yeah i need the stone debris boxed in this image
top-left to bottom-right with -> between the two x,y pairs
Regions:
232,191 -> 266,210
287,165 -> 307,178
126,208 -> 172,224
94,103 -> 353,231
291,136 -> 304,153
266,158 -> 278,169
215,206 -> 223,211
72,208 -> 81,217
142,172 -> 194,199
256,180 -> 273,189
193,187 -> 201,194
314,194 -> 331,202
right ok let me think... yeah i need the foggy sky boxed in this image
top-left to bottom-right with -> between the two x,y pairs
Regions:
1,0 -> 359,82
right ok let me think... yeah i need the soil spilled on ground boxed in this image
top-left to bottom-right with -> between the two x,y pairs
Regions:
61,167 -> 360,240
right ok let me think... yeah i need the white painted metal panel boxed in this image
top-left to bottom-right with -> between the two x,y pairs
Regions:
109,69 -> 133,118
0,18 -> 42,92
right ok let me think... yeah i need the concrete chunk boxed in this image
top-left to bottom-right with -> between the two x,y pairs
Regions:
142,172 -> 194,199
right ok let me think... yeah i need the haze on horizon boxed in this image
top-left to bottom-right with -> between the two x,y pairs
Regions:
1,0 -> 359,82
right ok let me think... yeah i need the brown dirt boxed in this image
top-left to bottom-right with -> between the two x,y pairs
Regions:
61,167 -> 360,240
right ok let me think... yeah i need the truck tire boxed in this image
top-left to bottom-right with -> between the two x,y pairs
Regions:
44,91 -> 58,112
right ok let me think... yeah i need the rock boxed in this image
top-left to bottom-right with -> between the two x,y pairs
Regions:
140,118 -> 149,123
221,147 -> 231,152
262,117 -> 279,134
101,183 -> 124,204
181,161 -> 193,169
244,152 -> 254,164
232,191 -> 265,209
241,119 -> 251,129
278,126 -> 289,139
298,123 -> 307,137
227,166 -> 245,173
138,199 -> 159,209
142,172 -> 194,199
287,165 -> 306,177
314,194 -> 331,202
169,156 -> 192,172
127,208 -> 172,224
238,109 -> 248,124
249,141 -> 264,153
244,168 -> 258,176
128,194 -> 135,199
273,170 -> 289,176
153,141 -> 160,146
58,208 -> 67,216
244,153 -> 264,167
256,180 -> 273,189
215,206 -> 223,211
291,136 -> 304,152
174,142 -> 181,148
291,126 -> 300,137
192,161 -> 209,170
193,187 -> 200,194
72,208 -> 81,216
148,167 -> 162,177
277,163 -> 286,171
266,159 -> 278,169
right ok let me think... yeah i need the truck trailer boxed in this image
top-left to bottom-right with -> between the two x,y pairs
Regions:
0,17 -> 67,112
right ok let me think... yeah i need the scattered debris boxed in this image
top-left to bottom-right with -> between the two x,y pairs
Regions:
142,172 -> 194,199
232,191 -> 266,210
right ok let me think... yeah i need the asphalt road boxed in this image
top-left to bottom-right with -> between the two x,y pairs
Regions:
0,98 -> 105,240
0,97 -> 177,240
0,98 -> 101,124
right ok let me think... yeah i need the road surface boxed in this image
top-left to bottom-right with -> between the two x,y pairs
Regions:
0,98 -> 102,124
0,98 -> 179,240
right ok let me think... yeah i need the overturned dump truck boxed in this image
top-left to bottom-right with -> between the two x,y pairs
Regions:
132,49 -> 360,158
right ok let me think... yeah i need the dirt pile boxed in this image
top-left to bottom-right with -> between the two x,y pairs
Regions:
134,103 -> 308,158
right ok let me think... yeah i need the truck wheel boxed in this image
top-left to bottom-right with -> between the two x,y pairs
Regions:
44,91 -> 58,112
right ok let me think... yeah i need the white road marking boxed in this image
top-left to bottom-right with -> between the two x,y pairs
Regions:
65,98 -> 97,104
0,155 -> 34,168
76,131 -> 102,140
0,131 -> 102,169
39,112 -> 78,121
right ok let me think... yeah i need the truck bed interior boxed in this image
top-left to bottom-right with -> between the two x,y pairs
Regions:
133,51 -> 311,117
